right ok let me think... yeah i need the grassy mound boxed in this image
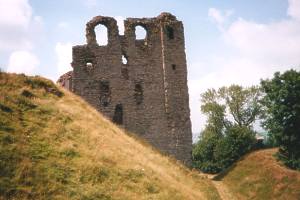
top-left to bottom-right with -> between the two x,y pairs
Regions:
0,72 -> 220,200
219,148 -> 300,200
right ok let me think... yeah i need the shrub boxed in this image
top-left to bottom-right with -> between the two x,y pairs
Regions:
261,69 -> 300,170
192,132 -> 221,173
193,126 -> 256,173
214,125 -> 256,170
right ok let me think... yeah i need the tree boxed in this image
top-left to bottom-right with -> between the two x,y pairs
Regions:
219,85 -> 262,128
192,132 -> 221,173
200,89 -> 226,136
261,69 -> 300,170
214,125 -> 256,170
192,85 -> 261,173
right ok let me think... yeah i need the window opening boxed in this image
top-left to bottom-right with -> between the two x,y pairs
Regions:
95,24 -> 108,45
134,83 -> 143,105
99,81 -> 110,107
135,25 -> 147,40
113,104 -> 123,125
166,26 -> 174,39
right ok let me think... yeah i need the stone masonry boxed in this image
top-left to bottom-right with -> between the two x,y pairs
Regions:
58,13 -> 192,165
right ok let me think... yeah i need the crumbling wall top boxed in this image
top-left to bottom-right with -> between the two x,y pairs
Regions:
125,12 -> 178,24
85,13 -> 179,45
86,16 -> 118,45
157,12 -> 177,22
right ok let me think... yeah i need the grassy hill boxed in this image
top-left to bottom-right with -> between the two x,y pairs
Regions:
215,148 -> 300,200
0,72 -> 220,200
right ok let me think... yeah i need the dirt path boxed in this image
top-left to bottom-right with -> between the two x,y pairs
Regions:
212,180 -> 236,200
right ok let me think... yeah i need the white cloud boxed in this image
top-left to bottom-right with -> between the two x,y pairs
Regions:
55,42 -> 72,75
208,8 -> 225,24
0,0 -> 32,28
7,51 -> 39,75
190,1 -> 300,135
58,21 -> 69,29
0,0 -> 43,51
208,7 -> 233,30
222,0 -> 300,65
224,19 -> 300,65
288,0 -> 300,20
188,79 -> 207,137
206,0 -> 300,90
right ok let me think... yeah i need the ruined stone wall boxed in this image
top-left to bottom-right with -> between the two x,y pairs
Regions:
59,13 -> 192,165
57,71 -> 73,91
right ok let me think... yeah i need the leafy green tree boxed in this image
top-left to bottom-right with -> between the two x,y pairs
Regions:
214,125 -> 256,170
192,85 -> 261,173
200,89 -> 226,136
219,85 -> 262,128
192,132 -> 221,173
261,69 -> 300,170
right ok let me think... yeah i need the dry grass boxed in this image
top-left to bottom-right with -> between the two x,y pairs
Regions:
0,72 -> 220,200
221,148 -> 300,200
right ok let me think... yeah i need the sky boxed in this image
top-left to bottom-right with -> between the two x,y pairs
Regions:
1,0 -> 300,140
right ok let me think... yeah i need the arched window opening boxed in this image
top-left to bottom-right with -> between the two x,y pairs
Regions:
134,83 -> 143,105
122,55 -> 128,65
135,25 -> 147,40
113,104 -> 123,125
95,24 -> 108,45
166,26 -> 174,40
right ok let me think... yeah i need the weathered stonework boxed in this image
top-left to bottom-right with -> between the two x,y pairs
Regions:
58,13 -> 192,165
57,71 -> 73,90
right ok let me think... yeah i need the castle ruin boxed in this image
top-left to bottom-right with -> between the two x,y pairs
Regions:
58,13 -> 192,165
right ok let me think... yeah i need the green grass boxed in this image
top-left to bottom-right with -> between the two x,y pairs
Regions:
0,72 -> 220,200
221,148 -> 300,200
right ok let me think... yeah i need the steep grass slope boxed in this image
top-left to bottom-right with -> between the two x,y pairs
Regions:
0,72 -> 220,200
218,148 -> 300,200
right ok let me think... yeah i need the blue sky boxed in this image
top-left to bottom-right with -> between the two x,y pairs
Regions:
1,0 -> 299,140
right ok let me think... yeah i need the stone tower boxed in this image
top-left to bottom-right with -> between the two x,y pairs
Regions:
58,13 -> 192,165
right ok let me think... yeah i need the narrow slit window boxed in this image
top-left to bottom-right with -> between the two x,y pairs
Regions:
134,83 -> 143,105
121,68 -> 129,80
172,64 -> 176,70
99,81 -> 110,107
